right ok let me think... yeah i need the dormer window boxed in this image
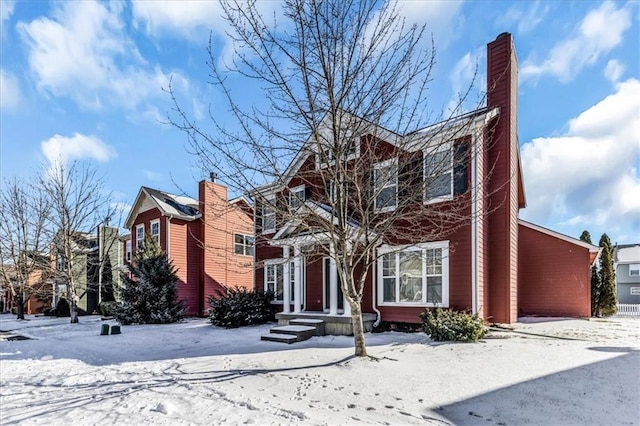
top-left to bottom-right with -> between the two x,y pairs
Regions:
316,135 -> 359,168
289,185 -> 306,211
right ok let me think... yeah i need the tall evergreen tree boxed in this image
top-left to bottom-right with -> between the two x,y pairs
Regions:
579,230 -> 601,316
114,234 -> 184,325
598,233 -> 617,317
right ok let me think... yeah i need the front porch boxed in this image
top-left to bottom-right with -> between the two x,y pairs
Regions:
275,311 -> 378,335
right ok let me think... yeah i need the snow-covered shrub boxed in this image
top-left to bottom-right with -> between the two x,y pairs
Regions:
208,287 -> 275,328
420,307 -> 487,342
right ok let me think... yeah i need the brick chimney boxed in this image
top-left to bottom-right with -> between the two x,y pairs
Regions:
486,32 -> 519,324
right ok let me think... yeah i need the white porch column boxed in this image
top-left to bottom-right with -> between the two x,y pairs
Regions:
293,245 -> 302,313
282,246 -> 291,314
329,243 -> 338,315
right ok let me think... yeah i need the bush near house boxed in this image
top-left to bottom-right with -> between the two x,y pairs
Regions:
420,308 -> 487,342
208,287 -> 275,328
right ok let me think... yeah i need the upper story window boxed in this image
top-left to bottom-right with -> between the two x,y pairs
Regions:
424,145 -> 453,202
262,195 -> 276,234
378,241 -> 449,306
289,185 -> 306,211
373,159 -> 398,211
234,233 -> 255,256
630,264 -> 640,277
125,240 -> 132,262
150,219 -> 160,244
316,135 -> 359,168
135,224 -> 144,251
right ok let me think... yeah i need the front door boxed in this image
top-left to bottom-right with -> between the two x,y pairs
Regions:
323,257 -> 343,311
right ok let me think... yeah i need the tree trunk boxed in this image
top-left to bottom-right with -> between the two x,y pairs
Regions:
70,300 -> 79,323
15,294 -> 25,320
350,301 -> 367,357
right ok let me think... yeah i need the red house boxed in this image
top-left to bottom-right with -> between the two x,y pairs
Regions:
125,178 -> 254,316
252,33 -> 598,333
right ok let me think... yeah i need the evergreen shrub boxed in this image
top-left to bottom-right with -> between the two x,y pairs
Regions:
208,287 -> 275,328
420,307 -> 487,342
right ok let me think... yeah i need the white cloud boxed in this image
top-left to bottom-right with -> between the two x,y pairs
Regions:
604,59 -> 625,83
142,170 -> 163,181
131,1 -> 227,40
1,0 -> 15,22
520,78 -> 640,240
0,69 -> 23,110
17,1 -> 185,111
496,1 -> 550,35
520,2 -> 631,83
41,133 -> 118,166
395,1 -> 464,48
447,47 -> 486,114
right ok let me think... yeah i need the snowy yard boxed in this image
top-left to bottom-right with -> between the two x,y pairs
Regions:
1,315 -> 638,425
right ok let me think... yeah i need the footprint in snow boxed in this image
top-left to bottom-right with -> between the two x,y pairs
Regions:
152,403 -> 168,415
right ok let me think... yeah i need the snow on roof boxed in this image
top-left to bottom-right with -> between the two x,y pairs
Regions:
615,244 -> 640,263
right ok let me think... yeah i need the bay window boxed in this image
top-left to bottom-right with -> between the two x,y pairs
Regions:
378,241 -> 449,306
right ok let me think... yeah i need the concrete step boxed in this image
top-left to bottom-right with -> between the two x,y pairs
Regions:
290,319 -> 325,336
270,325 -> 316,342
261,333 -> 298,344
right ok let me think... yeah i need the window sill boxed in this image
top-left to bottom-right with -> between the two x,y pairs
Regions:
424,195 -> 453,205
378,302 -> 448,308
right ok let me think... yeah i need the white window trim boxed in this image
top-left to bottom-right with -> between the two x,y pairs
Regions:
135,224 -> 145,251
373,158 -> 398,212
629,264 -> 640,277
150,219 -> 160,244
424,144 -> 454,204
234,233 -> 254,257
289,185 -> 306,212
264,259 -> 285,303
377,241 -> 449,307
262,194 -> 276,235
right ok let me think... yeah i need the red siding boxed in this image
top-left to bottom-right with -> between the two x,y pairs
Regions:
131,207 -> 166,252
518,224 -> 591,317
168,219 -> 201,316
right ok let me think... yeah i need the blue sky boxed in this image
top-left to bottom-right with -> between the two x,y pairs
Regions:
1,0 -> 638,244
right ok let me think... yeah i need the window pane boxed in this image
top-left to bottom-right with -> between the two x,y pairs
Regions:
382,253 -> 395,276
235,244 -> 244,255
399,251 -> 422,302
426,174 -> 451,199
427,276 -> 442,303
383,278 -> 396,302
246,245 -> 254,256
235,234 -> 244,244
426,248 -> 442,275
376,187 -> 396,209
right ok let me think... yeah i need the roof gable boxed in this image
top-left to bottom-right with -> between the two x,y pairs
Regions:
125,186 -> 201,229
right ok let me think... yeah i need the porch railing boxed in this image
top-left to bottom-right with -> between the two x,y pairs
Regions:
617,304 -> 640,316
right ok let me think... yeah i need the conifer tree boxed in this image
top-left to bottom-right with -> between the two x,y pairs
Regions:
114,234 -> 184,325
579,230 -> 601,316
597,233 -> 617,317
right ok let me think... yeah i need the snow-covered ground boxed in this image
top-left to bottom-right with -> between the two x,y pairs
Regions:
1,314 -> 638,425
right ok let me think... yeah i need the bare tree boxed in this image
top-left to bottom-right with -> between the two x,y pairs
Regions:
170,0 -> 486,356
41,161 -> 115,323
0,177 -> 52,319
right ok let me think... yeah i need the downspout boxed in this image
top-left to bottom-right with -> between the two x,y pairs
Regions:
372,251 -> 381,327
471,133 -> 479,315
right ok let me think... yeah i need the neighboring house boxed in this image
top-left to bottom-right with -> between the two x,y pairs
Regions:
124,178 -> 254,316
0,252 -> 54,314
252,33 -> 599,331
614,244 -> 640,304
53,224 -> 123,314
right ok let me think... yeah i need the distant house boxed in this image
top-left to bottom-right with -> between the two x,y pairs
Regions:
0,252 -> 54,314
251,33 -> 599,332
614,244 -> 640,304
125,178 -> 254,316
53,224 -> 123,314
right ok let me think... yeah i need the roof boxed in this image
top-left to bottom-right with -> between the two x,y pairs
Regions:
125,186 -> 201,229
250,107 -> 502,196
614,244 -> 640,264
518,219 -> 600,252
